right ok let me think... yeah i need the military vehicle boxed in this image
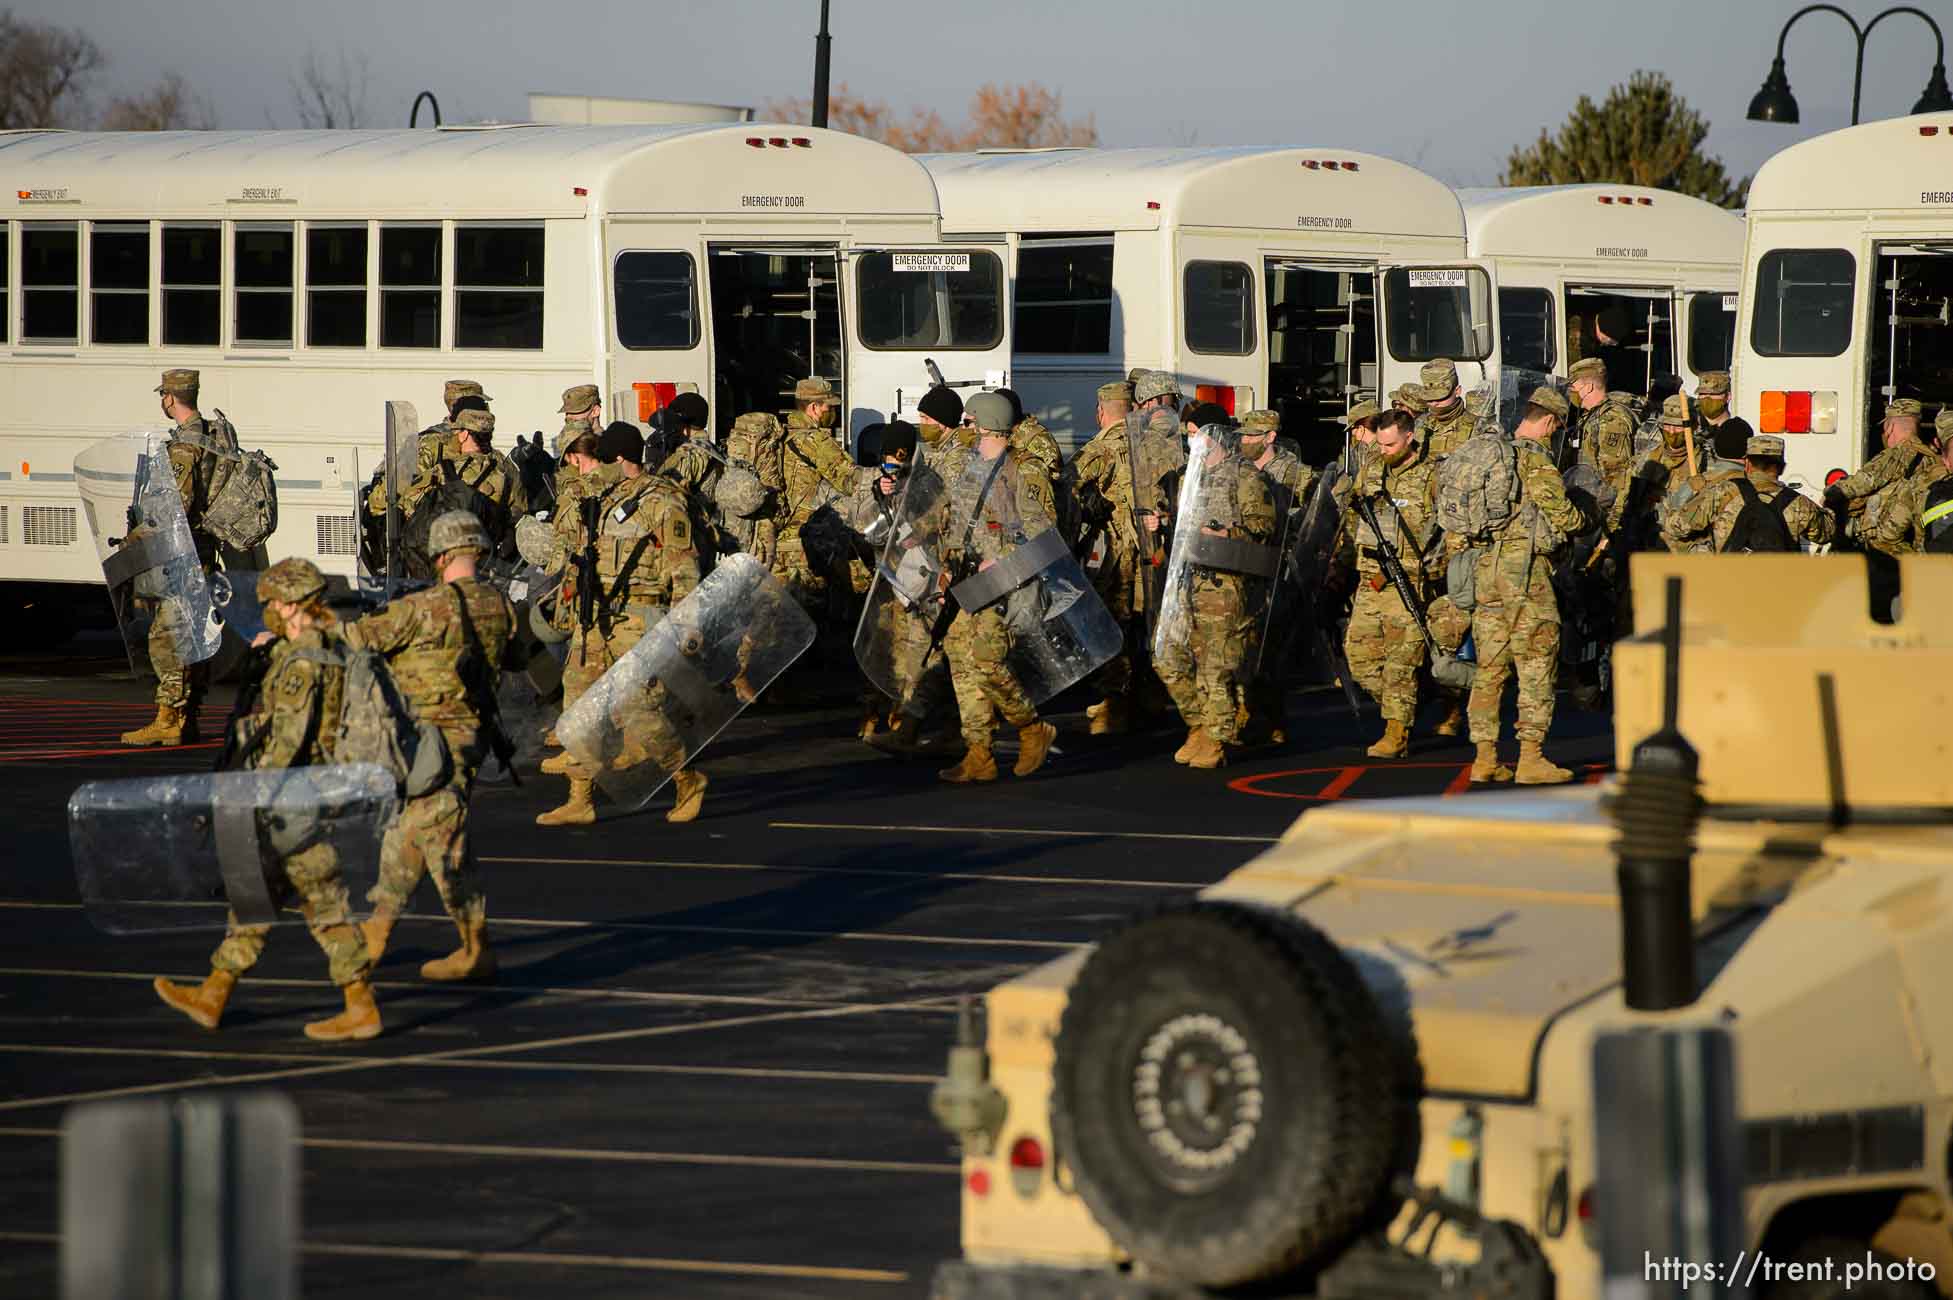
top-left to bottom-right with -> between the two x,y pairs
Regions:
929,553 -> 1953,1299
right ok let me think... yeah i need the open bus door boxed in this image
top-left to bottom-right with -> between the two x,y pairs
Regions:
1376,259 -> 1500,409
840,244 -> 1011,457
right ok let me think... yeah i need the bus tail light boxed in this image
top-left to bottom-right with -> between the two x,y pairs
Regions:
633,381 -> 678,421
1007,1136 -> 1045,1197
1826,467 -> 1848,487
1193,384 -> 1247,416
1759,390 -> 1838,434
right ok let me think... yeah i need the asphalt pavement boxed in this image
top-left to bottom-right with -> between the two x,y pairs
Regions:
0,636 -> 1613,1299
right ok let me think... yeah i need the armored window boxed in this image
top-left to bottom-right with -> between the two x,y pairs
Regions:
380,224 -> 440,349
1183,261 -> 1255,355
455,224 -> 544,350
234,224 -> 294,347
1751,249 -> 1855,358
90,224 -> 149,346
306,224 -> 367,348
613,251 -> 699,350
1015,235 -> 1113,354
21,223 -> 79,343
162,224 -> 220,346
1687,291 -> 1737,375
1497,287 -> 1555,373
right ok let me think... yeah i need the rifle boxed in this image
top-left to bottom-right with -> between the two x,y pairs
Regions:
127,447 -> 155,533
573,493 -> 606,637
906,453 -> 1007,701
215,640 -> 277,772
1071,477 -> 1112,563
1350,493 -> 1473,690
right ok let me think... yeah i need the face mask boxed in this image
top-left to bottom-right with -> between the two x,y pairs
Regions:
817,405 -> 838,428
1661,425 -> 1688,450
262,603 -> 287,638
917,420 -> 944,446
1697,397 -> 1727,420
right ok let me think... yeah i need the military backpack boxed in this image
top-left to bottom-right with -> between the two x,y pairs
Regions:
1435,431 -> 1523,541
189,412 -> 279,552
1720,479 -> 1799,554
293,642 -> 452,799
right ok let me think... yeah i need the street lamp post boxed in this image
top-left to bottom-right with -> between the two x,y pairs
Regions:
811,0 -> 833,130
409,92 -> 441,129
1748,4 -> 1953,126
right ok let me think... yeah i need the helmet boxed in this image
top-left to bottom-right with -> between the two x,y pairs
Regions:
966,391 -> 1014,434
257,556 -> 327,605
427,510 -> 491,558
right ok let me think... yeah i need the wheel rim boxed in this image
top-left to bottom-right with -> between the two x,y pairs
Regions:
1129,1010 -> 1265,1193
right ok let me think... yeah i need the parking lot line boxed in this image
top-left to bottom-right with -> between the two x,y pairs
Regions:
0,995 -> 955,1114
0,1231 -> 910,1284
771,820 -> 1280,844
0,1042 -> 939,1086
482,854 -> 1206,890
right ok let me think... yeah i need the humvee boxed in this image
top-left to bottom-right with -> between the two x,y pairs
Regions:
929,554 -> 1953,1299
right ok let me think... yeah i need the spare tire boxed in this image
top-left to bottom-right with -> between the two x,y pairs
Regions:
1051,899 -> 1419,1290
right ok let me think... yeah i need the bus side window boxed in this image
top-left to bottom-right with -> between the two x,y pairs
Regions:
90,224 -> 149,346
1498,287 -> 1555,373
1749,249 -> 1854,358
615,251 -> 699,350
455,224 -> 544,350
21,223 -> 78,344
1015,235 -> 1113,354
163,224 -> 220,346
380,225 -> 440,350
1687,291 -> 1736,374
1183,261 -> 1255,356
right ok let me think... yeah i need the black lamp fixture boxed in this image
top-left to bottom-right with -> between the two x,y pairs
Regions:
1749,5 -> 1953,127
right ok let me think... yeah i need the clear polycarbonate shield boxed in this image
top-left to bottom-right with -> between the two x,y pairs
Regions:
1256,461 -> 1338,679
853,441 -> 966,705
557,553 -> 815,811
68,764 -> 396,934
1151,426 -> 1283,667
1123,409 -> 1185,635
1494,367 -> 1558,439
358,401 -> 424,595
75,432 -> 223,677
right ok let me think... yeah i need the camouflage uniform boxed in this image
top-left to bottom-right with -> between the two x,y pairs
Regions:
1568,358 -> 1638,501
1155,446 -> 1277,748
399,408 -> 529,569
1464,435 -> 1587,750
1328,398 -> 1383,512
1870,412 -> 1953,551
135,371 -> 227,724
1069,412 -> 1148,696
777,402 -> 858,613
1668,450 -> 1836,553
1410,360 -> 1476,460
1338,441 -> 1447,725
942,447 -> 1055,754
1831,411 -> 1935,560
208,563 -> 368,991
344,565 -> 513,929
1009,415 -> 1063,500
1240,412 -> 1314,735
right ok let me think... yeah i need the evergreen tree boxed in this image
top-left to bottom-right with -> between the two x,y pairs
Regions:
1502,71 -> 1748,208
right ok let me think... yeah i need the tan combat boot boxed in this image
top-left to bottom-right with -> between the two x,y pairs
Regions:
360,905 -> 399,965
1366,719 -> 1409,758
1087,696 -> 1129,736
1515,741 -> 1573,785
542,727 -> 560,748
303,980 -> 383,1042
939,746 -> 998,783
1185,730 -> 1228,769
1173,727 -> 1205,765
1433,700 -> 1466,736
1013,721 -> 1057,776
121,705 -> 191,747
539,749 -> 578,776
1470,741 -> 1513,784
868,715 -> 921,756
420,918 -> 495,982
536,778 -> 597,826
153,970 -> 236,1030
666,769 -> 708,823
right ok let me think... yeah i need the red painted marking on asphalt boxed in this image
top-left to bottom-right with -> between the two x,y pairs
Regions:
0,741 -> 220,762
1315,766 -> 1367,801
1229,762 -> 1464,802
1443,764 -> 1475,796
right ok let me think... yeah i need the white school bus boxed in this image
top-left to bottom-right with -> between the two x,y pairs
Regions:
0,124 -> 1009,626
1459,184 -> 1745,399
918,147 -> 1498,460
1734,113 -> 1953,490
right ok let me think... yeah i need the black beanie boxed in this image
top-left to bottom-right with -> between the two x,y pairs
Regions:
880,420 -> 918,459
1712,420 -> 1750,462
450,395 -> 490,418
667,392 -> 708,429
916,385 -> 963,428
598,420 -> 644,465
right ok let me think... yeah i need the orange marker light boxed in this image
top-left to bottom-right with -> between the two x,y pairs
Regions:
1758,390 -> 1788,434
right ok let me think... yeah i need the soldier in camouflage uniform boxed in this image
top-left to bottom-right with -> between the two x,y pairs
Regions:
1069,381 -> 1145,734
1333,411 -> 1452,757
775,377 -> 860,617
1567,356 -> 1639,500
153,558 -> 381,1042
1156,423 -> 1278,770
1668,436 -> 1835,553
995,387 -> 1062,502
122,369 -> 231,747
1389,383 -> 1429,419
937,392 -> 1061,784
1868,410 -> 1953,552
1825,398 -> 1935,617
560,382 -> 604,433
398,407 -> 529,572
538,424 -> 707,826
652,393 -> 738,559
1238,408 -> 1312,742
1411,359 -> 1478,460
409,379 -> 490,479
343,512 -> 514,983
1458,388 -> 1590,786
1329,398 -> 1384,511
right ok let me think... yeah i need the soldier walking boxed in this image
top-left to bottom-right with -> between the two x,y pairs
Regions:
343,512 -> 514,982
1237,408 -> 1313,744
1069,380 -> 1146,734
152,558 -> 382,1042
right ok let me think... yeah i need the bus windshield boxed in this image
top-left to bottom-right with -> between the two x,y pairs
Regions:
1382,266 -> 1494,363
856,250 -> 1004,350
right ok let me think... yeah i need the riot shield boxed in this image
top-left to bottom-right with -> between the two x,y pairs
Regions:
1123,409 -> 1185,636
1150,425 -> 1283,668
76,432 -> 223,677
852,443 -> 964,705
357,401 -> 423,597
557,553 -> 815,812
68,764 -> 396,934
1258,461 -> 1341,680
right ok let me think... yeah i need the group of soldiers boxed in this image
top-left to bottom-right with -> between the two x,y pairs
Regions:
110,354 -> 1953,1039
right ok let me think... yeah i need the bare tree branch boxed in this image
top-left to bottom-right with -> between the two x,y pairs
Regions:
291,46 -> 370,129
0,9 -> 105,129
100,72 -> 216,130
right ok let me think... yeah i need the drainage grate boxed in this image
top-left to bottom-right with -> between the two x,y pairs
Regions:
23,505 -> 76,547
316,514 -> 359,556
0,506 -> 9,544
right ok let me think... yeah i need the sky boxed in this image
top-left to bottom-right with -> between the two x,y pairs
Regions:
30,0 -> 1950,188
